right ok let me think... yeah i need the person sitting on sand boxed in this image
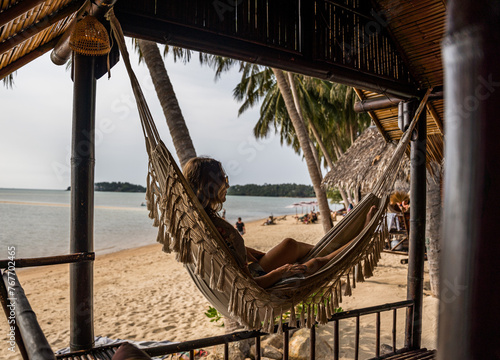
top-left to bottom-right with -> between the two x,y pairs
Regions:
183,157 -> 377,289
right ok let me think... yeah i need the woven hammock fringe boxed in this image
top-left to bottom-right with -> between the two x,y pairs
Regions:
196,248 -> 205,277
232,289 -> 240,319
320,303 -> 328,325
209,258 -> 216,289
344,273 -> 352,297
306,304 -> 313,329
333,287 -> 339,308
338,283 -> 343,303
364,257 -> 373,278
351,266 -> 356,289
288,305 -> 296,327
262,307 -> 270,333
357,263 -> 365,282
253,303 -> 261,330
228,279 -> 238,315
300,305 -> 306,328
326,298 -> 332,319
177,236 -> 192,264
216,265 -> 226,292
268,308 -> 275,333
277,312 -> 284,335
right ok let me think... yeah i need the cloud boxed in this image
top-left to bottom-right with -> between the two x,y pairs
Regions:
0,44 -> 314,189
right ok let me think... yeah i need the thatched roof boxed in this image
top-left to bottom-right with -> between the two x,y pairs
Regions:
0,0 -> 445,165
322,126 -> 410,195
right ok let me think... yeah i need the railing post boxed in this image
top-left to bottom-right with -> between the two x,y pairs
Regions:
310,325 -> 316,360
70,53 -> 96,351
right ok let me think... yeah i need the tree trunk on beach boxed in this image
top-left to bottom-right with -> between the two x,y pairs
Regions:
309,119 -> 335,170
426,162 -> 442,297
137,40 -> 197,167
273,69 -> 333,232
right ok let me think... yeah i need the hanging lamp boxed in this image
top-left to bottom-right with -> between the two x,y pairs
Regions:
69,15 -> 111,56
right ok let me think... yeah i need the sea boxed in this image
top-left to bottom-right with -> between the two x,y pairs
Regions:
0,188 -> 342,258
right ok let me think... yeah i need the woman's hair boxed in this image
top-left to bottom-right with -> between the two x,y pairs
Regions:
183,157 -> 227,213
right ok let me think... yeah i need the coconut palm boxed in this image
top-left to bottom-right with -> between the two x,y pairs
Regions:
135,40 -> 197,167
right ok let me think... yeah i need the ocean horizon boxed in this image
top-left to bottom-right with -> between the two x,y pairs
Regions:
0,188 -> 341,258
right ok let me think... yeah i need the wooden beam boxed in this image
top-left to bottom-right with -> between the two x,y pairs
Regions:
0,0 -> 83,55
354,91 -> 443,113
113,10 -> 420,99
354,95 -> 403,112
0,35 -> 61,80
353,88 -> 392,143
0,0 -> 46,29
426,102 -> 444,135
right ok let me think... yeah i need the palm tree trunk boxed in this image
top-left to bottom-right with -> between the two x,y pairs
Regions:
138,40 -> 196,167
426,162 -> 442,297
309,138 -> 323,179
272,69 -> 332,232
331,139 -> 343,161
309,119 -> 335,170
339,188 -> 350,209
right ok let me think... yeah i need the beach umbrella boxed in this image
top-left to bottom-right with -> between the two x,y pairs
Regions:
286,202 -> 301,215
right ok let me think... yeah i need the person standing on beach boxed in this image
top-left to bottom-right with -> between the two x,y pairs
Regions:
235,217 -> 245,235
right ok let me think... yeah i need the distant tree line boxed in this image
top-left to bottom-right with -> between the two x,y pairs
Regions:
227,183 -> 315,197
94,182 -> 146,192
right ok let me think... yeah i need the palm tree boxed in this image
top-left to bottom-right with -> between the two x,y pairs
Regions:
273,69 -> 333,232
135,40 -> 196,167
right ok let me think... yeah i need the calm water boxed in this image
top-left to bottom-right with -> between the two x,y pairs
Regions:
0,188 -> 341,258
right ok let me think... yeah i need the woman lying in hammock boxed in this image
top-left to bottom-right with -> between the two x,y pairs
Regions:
183,157 -> 376,289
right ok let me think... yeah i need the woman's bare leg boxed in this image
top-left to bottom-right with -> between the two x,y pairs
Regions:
259,206 -> 377,275
258,238 -> 313,272
303,205 -> 378,275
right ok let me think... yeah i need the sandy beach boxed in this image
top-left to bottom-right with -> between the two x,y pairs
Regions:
1,216 -> 438,359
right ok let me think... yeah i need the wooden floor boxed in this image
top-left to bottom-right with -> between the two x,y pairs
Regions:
371,348 -> 437,359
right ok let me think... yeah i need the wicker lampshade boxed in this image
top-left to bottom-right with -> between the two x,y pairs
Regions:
69,15 -> 111,56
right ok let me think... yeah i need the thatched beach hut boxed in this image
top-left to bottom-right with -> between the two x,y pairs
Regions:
322,126 -> 410,203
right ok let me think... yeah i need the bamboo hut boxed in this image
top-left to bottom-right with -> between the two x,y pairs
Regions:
322,126 -> 410,200
1,1 -> 499,359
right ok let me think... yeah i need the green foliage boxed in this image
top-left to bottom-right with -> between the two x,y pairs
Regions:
227,183 -> 315,197
94,182 -> 146,192
326,188 -> 343,204
204,306 -> 224,327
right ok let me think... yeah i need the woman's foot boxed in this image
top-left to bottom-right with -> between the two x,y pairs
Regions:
364,205 -> 377,228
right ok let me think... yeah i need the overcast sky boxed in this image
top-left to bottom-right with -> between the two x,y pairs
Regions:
0,41 -> 314,190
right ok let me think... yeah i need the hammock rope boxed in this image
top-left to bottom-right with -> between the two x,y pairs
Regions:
107,9 -> 430,331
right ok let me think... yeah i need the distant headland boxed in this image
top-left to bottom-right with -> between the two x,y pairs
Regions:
227,183 -> 315,197
66,182 -> 146,193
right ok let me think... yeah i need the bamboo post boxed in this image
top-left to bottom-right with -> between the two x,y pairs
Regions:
406,101 -> 426,349
69,53 -> 96,351
439,1 -> 500,358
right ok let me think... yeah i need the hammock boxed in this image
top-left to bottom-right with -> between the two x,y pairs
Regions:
108,9 -> 430,332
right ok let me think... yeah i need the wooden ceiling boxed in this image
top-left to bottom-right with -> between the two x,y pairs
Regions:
0,0 -> 446,163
